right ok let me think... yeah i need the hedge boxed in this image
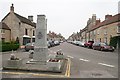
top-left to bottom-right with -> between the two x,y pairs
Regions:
0,42 -> 20,52
109,36 -> 120,49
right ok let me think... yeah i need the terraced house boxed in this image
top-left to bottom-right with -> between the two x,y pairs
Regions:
1,4 -> 36,45
80,13 -> 120,45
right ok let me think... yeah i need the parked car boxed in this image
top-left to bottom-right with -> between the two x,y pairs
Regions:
54,41 -> 60,46
25,42 -> 51,51
84,41 -> 94,48
72,41 -> 77,45
79,41 -> 85,47
48,40 -> 55,47
47,41 -> 51,48
25,42 -> 34,51
74,41 -> 81,46
92,42 -> 114,52
60,41 -> 64,43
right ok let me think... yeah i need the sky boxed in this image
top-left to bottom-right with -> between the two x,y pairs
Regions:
0,0 -> 119,39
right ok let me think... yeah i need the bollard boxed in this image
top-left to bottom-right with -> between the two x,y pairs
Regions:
10,54 -> 16,60
29,50 -> 34,59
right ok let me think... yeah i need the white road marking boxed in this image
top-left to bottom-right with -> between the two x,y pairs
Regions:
79,58 -> 90,62
67,55 -> 74,58
98,63 -> 115,68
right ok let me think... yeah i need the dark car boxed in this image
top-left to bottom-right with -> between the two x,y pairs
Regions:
25,42 -> 51,51
92,42 -> 114,52
48,40 -> 55,47
25,42 -> 34,51
84,41 -> 94,48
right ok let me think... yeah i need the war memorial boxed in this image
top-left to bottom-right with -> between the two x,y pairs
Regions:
3,15 -> 67,73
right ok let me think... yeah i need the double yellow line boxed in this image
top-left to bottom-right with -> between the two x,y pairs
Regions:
65,58 -> 71,77
1,71 -> 65,77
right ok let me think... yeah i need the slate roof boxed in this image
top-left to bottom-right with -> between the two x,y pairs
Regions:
80,27 -> 87,33
0,22 -> 10,30
89,13 -> 120,31
2,12 -> 36,28
14,13 -> 36,27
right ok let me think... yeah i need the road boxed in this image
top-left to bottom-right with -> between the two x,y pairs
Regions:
49,42 -> 118,78
1,42 -> 118,78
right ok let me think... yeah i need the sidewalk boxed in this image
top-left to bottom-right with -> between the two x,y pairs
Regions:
1,48 -> 26,54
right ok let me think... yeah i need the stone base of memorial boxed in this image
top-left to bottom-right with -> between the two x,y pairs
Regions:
47,59 -> 62,72
4,59 -> 22,69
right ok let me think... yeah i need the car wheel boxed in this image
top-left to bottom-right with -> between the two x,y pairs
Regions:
111,50 -> 114,52
100,48 -> 103,51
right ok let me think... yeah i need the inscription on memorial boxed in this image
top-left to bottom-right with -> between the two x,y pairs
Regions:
37,32 -> 43,39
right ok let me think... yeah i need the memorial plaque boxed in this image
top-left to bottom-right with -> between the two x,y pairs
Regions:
37,32 -> 43,39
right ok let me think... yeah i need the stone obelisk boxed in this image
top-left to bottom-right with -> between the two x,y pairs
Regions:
33,15 -> 48,65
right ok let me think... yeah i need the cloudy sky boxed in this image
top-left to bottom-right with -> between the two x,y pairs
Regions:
0,0 -> 119,39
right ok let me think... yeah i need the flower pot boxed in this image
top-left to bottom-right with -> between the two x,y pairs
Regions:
47,59 -> 62,71
6,59 -> 22,68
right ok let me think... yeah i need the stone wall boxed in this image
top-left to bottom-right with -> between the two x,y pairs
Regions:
0,29 -> 11,42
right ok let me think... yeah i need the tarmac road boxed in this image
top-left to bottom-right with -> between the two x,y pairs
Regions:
1,42 -> 118,78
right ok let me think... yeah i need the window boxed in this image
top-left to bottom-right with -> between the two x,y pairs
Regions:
118,26 -> 120,33
25,29 -> 28,35
104,30 -> 107,35
1,38 -> 5,42
104,37 -> 107,43
1,29 -> 5,33
97,29 -> 99,35
100,38 -> 101,42
33,30 -> 35,36
94,30 -> 96,36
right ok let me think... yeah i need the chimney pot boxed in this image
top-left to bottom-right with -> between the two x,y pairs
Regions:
28,16 -> 33,22
10,3 -> 14,12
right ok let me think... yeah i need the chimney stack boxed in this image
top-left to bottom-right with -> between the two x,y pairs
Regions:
92,14 -> 96,25
28,16 -> 33,22
92,14 -> 96,21
10,4 -> 14,12
105,14 -> 112,20
96,19 -> 101,25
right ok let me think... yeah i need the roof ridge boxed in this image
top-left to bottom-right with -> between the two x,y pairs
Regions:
89,13 -> 120,31
14,13 -> 36,27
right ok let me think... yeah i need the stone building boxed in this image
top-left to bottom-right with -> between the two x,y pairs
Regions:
1,4 -> 36,45
90,14 -> 120,44
47,31 -> 65,41
0,22 -> 11,42
80,13 -> 120,45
